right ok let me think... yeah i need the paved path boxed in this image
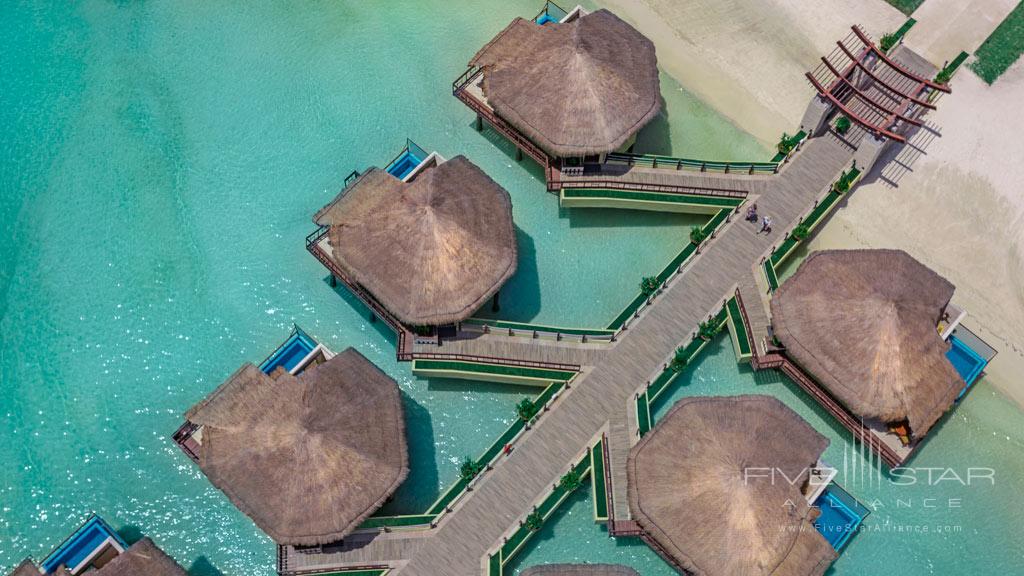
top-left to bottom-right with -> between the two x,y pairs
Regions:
282,133 -> 855,575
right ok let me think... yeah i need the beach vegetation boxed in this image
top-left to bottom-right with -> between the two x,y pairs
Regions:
881,0 -> 924,16
970,2 -> 1024,84
559,469 -> 583,492
460,457 -> 485,482
880,33 -> 898,53
776,132 -> 797,156
690,226 -> 708,246
640,276 -> 659,297
833,167 -> 859,194
791,224 -> 811,241
835,116 -> 852,135
524,511 -> 543,531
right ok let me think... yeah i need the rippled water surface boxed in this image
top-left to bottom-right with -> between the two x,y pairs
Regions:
3,1 -> 1022,575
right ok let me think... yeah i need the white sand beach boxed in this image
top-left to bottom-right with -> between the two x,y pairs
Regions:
599,0 -> 1024,408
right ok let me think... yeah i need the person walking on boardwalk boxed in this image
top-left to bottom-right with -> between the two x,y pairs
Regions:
746,203 -> 758,223
760,216 -> 773,234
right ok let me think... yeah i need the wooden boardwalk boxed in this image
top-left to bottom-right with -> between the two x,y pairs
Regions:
284,132 -> 856,575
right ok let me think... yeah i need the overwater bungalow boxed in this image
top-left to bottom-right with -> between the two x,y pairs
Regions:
175,347 -> 408,547
627,395 -> 863,576
770,249 -> 995,465
522,565 -> 639,576
455,4 -> 660,171
7,515 -> 186,576
310,153 -> 517,345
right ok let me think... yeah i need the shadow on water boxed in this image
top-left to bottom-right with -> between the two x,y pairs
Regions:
465,118 -> 548,181
474,225 -> 541,323
116,524 -> 144,545
379,392 -> 439,514
322,274 -> 397,346
632,101 -> 673,156
188,556 -> 226,576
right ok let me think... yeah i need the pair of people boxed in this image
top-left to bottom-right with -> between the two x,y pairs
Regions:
746,203 -> 772,233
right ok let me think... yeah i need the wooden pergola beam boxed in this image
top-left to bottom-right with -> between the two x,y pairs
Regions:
851,25 -> 951,93
818,56 -> 924,128
834,40 -> 937,110
806,72 -> 907,142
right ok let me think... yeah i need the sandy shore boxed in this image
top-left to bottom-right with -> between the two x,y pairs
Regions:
599,0 -> 1024,409
597,0 -> 905,145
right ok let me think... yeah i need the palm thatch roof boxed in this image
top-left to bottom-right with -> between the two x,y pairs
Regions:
771,249 -> 962,438
6,539 -> 186,576
314,156 -> 517,326
92,538 -> 188,576
471,9 -> 661,158
627,395 -> 837,576
185,348 -> 408,545
521,565 -> 639,576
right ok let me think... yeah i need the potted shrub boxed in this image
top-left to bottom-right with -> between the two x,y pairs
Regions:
559,469 -> 582,492
880,32 -> 897,53
640,276 -> 659,298
791,224 -> 811,241
460,457 -> 484,483
524,511 -> 543,532
690,225 -> 708,246
670,346 -> 688,372
698,320 -> 720,341
835,116 -> 852,135
516,398 -> 539,428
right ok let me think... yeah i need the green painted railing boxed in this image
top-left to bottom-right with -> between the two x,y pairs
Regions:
362,380 -> 569,530
463,317 -> 616,338
607,209 -> 732,330
590,438 -> 609,522
637,305 -> 729,436
488,451 -> 593,574
606,152 -> 779,174
412,359 -> 577,382
562,188 -> 744,207
726,297 -> 752,359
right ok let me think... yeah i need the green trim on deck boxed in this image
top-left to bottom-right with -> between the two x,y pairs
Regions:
562,187 -> 743,208
636,391 -> 652,436
726,296 -> 752,360
412,359 -> 576,382
463,317 -> 616,337
590,438 -> 608,522
763,259 -> 780,293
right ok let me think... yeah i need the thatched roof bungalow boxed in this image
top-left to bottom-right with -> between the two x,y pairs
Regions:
469,8 -> 660,160
7,539 -> 187,576
522,565 -> 639,576
184,348 -> 408,546
771,249 -> 963,442
314,155 -> 517,327
627,395 -> 837,576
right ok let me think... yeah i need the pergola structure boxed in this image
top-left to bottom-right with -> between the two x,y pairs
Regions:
806,25 -> 950,143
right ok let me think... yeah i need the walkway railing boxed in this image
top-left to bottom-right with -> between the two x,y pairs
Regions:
557,176 -> 749,199
533,0 -> 568,23
452,66 -> 551,167
605,151 -> 780,174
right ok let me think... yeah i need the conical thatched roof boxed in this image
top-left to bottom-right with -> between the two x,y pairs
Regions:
627,395 -> 837,576
771,249 -> 962,438
522,565 -> 639,576
314,156 -> 517,326
6,539 -> 186,576
92,538 -> 188,576
185,348 -> 408,545
471,9 -> 661,158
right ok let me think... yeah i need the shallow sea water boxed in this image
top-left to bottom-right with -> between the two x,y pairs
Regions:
2,1 -> 1021,575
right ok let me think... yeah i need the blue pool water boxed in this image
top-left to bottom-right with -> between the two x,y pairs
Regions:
41,516 -> 125,574
257,330 -> 317,375
813,485 -> 867,551
535,13 -> 559,25
385,149 -> 424,180
946,336 -> 987,398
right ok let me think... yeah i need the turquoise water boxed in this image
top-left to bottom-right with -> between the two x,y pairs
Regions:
0,1 -> 767,574
511,335 -> 1024,573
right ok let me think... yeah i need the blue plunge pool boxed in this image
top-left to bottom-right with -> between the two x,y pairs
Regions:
41,515 -> 125,574
946,335 -> 988,398
258,329 -> 317,375
385,149 -> 424,180
813,484 -> 869,551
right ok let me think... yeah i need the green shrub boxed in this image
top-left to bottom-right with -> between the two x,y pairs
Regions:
670,346 -> 688,372
934,68 -> 952,85
460,457 -> 485,482
525,511 -> 543,531
698,320 -> 720,341
777,132 -> 796,156
640,276 -> 659,297
690,226 -> 708,245
559,469 -> 583,492
880,33 -> 897,53
791,224 -> 811,241
516,398 -> 539,423
835,116 -> 852,135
